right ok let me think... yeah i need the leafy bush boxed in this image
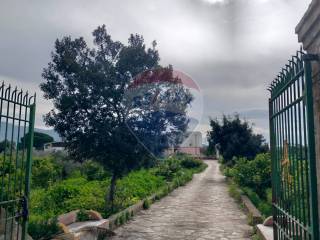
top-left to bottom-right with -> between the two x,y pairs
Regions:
266,188 -> 272,204
180,157 -> 202,169
30,177 -> 106,217
229,153 -> 271,197
50,151 -> 82,179
77,209 -> 90,222
222,153 -> 272,217
81,160 -> 108,181
228,182 -> 242,202
155,158 -> 181,181
143,199 -> 151,209
114,169 -> 165,211
242,187 -> 272,216
28,215 -> 60,240
32,156 -> 62,188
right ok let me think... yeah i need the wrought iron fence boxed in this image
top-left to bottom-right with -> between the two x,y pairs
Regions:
268,50 -> 319,240
0,82 -> 35,240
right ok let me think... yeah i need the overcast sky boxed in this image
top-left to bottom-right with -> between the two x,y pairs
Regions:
0,0 -> 311,142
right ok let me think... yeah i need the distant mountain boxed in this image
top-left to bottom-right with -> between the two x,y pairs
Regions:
0,122 -> 61,142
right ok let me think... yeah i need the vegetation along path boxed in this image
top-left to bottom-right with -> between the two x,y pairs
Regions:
111,160 -> 252,240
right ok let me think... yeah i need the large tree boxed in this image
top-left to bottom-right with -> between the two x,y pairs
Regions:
207,114 -> 268,165
40,25 -> 192,211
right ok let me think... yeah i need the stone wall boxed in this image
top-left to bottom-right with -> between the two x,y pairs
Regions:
296,0 -> 320,227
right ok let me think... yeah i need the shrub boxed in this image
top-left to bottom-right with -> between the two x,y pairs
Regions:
28,215 -> 60,240
32,156 -> 62,188
266,188 -> 272,204
51,152 -> 82,179
125,211 -> 130,221
155,158 -> 181,181
258,202 -> 272,217
119,213 -> 126,225
180,157 -> 202,169
229,153 -> 271,197
77,209 -> 90,222
228,183 -> 241,202
242,187 -> 261,207
242,187 -> 272,217
81,160 -> 107,181
143,199 -> 151,209
114,169 -> 165,211
30,177 -> 106,218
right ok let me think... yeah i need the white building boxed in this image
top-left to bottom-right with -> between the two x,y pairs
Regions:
43,142 -> 65,152
165,131 -> 202,157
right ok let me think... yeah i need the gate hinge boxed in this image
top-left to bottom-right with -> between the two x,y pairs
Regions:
302,54 -> 320,62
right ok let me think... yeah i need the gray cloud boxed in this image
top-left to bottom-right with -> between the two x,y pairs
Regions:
0,0 -> 311,142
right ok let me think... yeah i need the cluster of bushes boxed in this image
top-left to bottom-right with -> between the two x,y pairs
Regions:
223,153 -> 272,216
28,154 -> 206,239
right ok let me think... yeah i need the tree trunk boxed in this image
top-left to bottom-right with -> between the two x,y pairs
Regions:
108,173 -> 117,213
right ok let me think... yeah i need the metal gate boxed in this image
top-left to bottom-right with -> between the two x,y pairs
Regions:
268,50 -> 319,240
0,83 -> 35,240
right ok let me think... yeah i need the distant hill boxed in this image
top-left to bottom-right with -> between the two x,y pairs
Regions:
0,122 -> 61,142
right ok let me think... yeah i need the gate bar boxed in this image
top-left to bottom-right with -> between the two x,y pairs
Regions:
303,55 -> 319,240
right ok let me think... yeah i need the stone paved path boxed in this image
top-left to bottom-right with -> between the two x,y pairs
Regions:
111,160 -> 252,240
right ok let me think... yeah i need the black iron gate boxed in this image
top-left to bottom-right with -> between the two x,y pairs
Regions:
0,83 -> 35,240
268,50 -> 319,240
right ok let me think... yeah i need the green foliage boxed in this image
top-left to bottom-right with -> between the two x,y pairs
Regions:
207,114 -> 268,164
228,182 -> 241,202
242,187 -> 272,217
0,140 -> 15,153
28,216 -> 60,240
266,188 -> 272,204
30,177 -> 106,218
180,157 -> 202,169
77,209 -> 90,222
143,199 -> 151,209
114,169 -> 165,211
222,153 -> 272,217
32,156 -> 62,188
228,153 -> 271,197
81,160 -> 107,181
155,157 -> 182,181
125,211 -> 130,221
50,151 -> 82,179
119,213 -> 126,225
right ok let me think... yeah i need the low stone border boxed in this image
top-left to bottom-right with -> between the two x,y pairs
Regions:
240,195 -> 263,225
108,194 -> 156,230
256,224 -> 274,240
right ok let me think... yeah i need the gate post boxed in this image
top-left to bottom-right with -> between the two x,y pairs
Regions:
296,0 -> 320,231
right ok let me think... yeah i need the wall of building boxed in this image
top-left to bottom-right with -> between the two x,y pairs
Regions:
296,0 -> 320,226
180,132 -> 202,148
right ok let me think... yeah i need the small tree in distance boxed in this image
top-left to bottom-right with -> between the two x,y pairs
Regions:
207,114 -> 268,165
20,131 -> 54,150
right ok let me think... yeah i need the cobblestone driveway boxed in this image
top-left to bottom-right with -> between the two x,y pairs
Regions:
111,160 -> 252,240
